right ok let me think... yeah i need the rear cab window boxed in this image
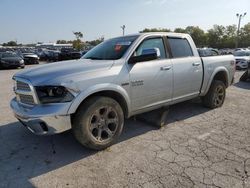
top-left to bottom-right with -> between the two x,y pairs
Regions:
168,38 -> 194,58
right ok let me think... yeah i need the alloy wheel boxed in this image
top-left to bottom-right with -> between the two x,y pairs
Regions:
89,106 -> 119,142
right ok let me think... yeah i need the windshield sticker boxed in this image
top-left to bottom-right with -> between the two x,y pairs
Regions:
115,45 -> 122,51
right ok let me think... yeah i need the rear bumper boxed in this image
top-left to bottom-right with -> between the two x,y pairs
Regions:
10,98 -> 72,135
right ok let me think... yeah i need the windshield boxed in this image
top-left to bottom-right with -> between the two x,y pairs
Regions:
1,52 -> 19,58
233,51 -> 249,57
82,35 -> 139,60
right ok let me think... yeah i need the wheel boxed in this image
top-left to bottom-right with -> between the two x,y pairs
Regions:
240,71 -> 248,82
202,80 -> 226,109
72,97 -> 124,150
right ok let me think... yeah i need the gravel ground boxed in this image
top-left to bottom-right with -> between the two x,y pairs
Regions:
0,65 -> 250,188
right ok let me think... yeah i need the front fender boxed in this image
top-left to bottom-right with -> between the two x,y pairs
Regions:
67,83 -> 131,115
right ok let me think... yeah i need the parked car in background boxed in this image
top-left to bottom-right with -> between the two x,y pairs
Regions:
0,52 -> 25,69
37,49 -> 60,62
46,50 -> 61,62
81,50 -> 89,56
198,48 -> 219,57
0,47 -> 14,53
240,61 -> 250,82
37,50 -> 49,61
21,53 -> 39,64
11,32 -> 235,150
219,48 -> 234,55
59,48 -> 82,61
233,50 -> 250,70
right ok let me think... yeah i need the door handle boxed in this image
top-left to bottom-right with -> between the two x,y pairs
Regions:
160,66 -> 172,71
193,62 -> 201,66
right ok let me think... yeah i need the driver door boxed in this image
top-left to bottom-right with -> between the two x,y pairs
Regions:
127,37 -> 173,111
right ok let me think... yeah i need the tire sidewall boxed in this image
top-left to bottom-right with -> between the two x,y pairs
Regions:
73,97 -> 124,150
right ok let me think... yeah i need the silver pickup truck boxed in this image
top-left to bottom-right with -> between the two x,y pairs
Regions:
10,32 -> 235,150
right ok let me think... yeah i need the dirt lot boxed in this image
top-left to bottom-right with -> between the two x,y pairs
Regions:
0,65 -> 250,188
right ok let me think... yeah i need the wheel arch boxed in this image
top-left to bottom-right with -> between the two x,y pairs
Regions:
68,84 -> 131,118
204,67 -> 229,95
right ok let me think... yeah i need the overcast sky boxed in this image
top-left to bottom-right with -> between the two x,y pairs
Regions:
0,0 -> 249,44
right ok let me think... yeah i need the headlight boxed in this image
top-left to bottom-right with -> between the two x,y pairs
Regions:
20,60 -> 24,64
35,86 -> 74,104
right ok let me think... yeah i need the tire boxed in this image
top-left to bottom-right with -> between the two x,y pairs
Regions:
202,80 -> 226,109
72,97 -> 124,150
240,71 -> 248,82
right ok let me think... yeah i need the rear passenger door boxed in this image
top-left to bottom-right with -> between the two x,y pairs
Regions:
167,37 -> 203,100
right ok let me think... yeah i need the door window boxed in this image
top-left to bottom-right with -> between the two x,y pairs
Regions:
168,38 -> 193,58
135,38 -> 167,59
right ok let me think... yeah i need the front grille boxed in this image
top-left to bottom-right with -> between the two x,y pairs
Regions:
16,80 -> 31,91
14,78 -> 37,105
19,94 -> 35,105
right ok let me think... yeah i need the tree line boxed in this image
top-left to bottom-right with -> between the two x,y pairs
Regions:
2,23 -> 250,49
141,22 -> 250,49
56,31 -> 105,50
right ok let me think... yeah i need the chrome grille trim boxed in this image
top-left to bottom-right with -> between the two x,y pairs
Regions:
19,94 -> 35,105
13,77 -> 39,105
16,81 -> 31,91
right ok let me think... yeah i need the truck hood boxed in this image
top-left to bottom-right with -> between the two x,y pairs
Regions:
14,59 -> 114,85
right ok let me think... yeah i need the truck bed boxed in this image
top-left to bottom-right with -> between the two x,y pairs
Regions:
200,55 -> 235,95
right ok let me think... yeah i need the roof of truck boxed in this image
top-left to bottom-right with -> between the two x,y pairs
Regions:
122,32 -> 189,38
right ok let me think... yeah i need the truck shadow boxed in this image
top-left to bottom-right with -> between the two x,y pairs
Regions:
234,81 -> 250,90
0,99 -> 209,187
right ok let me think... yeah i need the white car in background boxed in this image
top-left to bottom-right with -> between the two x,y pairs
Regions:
233,50 -> 250,70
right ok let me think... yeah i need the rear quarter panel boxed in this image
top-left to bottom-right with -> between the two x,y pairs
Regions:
200,55 -> 235,96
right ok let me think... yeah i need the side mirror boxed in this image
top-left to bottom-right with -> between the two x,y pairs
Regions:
128,48 -> 160,64
141,48 -> 161,58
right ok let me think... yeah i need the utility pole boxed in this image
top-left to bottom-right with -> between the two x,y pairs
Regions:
236,12 -> 247,48
121,25 -> 126,36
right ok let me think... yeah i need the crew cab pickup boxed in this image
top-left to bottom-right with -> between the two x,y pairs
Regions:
10,32 -> 235,150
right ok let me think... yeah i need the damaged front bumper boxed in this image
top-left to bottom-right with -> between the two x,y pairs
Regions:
10,98 -> 72,135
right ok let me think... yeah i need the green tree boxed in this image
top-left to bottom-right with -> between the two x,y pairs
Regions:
72,31 -> 84,50
2,41 -> 17,46
185,26 -> 207,47
86,36 -> 104,46
239,22 -> 250,48
56,40 -> 68,44
223,25 -> 237,48
174,28 -> 186,33
207,25 -> 226,48
73,32 -> 83,40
